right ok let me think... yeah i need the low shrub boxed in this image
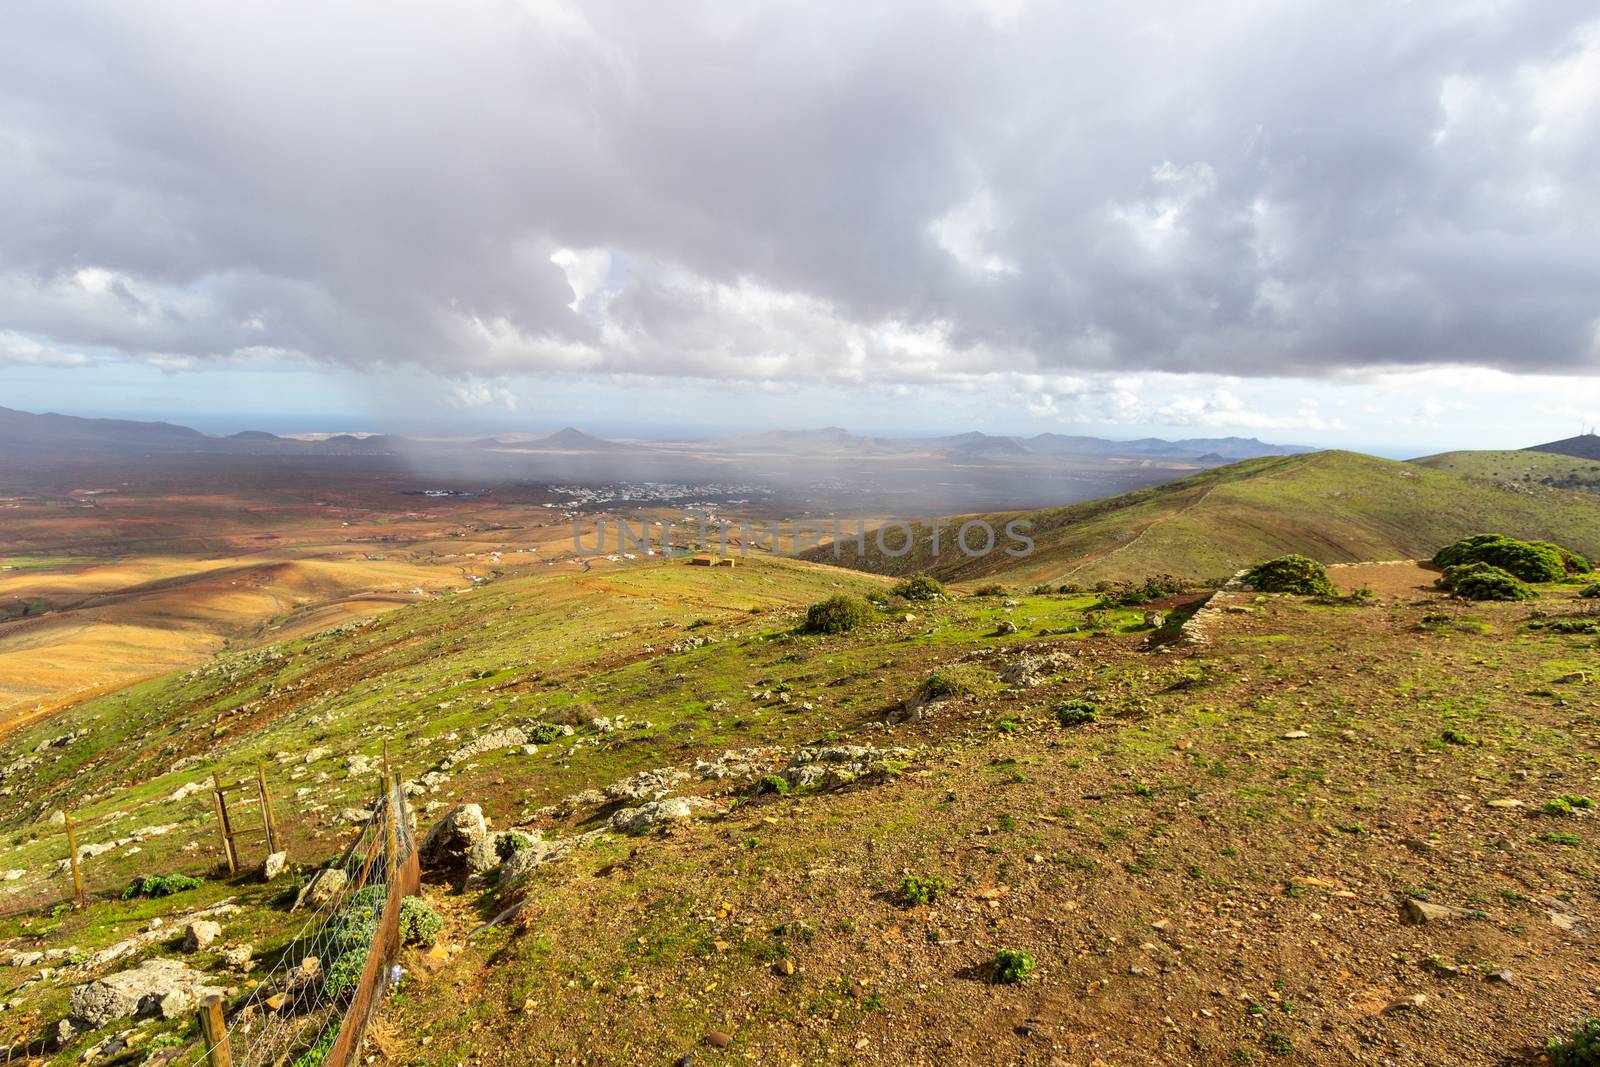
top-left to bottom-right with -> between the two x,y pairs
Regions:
802,594 -> 876,635
971,583 -> 1008,597
890,574 -> 946,601
1581,584 -> 1600,599
898,875 -> 946,906
1437,562 -> 1535,601
1244,555 -> 1335,596
1092,573 -> 1190,607
399,896 -> 444,948
992,948 -> 1035,984
1054,699 -> 1098,727
913,665 -> 992,703
526,722 -> 566,744
1434,534 -> 1586,583
322,884 -> 386,1001
121,873 -> 204,900
496,831 -> 536,860
1548,1018 -> 1600,1067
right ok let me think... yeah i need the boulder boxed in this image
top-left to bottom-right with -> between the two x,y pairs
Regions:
608,798 -> 693,835
181,921 -> 221,953
261,851 -> 288,881
498,838 -> 573,887
298,868 -> 348,911
69,958 -> 225,1027
420,804 -> 487,872
221,944 -> 253,968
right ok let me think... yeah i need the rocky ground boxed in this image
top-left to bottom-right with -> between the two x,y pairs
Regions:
0,559 -> 1596,1065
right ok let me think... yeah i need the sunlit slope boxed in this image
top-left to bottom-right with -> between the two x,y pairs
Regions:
1411,448 -> 1600,492
804,450 -> 1600,584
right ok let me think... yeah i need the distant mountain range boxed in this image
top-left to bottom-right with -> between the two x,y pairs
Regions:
0,406 -> 1313,464
702,426 -> 1314,462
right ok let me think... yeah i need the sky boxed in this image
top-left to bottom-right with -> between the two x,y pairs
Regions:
2,0 -> 1599,453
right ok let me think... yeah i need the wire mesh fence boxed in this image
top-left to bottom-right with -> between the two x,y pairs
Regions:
172,776 -> 418,1067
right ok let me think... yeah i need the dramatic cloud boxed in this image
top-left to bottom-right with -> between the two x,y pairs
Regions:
2,0 -> 1599,389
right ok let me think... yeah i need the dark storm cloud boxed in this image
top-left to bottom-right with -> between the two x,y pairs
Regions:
1,0 -> 1597,382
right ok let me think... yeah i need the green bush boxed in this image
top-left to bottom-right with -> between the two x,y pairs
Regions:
1243,555 -> 1335,596
399,896 -> 444,948
1092,573 -> 1190,608
1433,534 -> 1584,583
526,722 -> 566,744
890,575 -> 946,601
972,583 -> 1008,597
1054,700 -> 1098,727
496,831 -> 536,860
1549,1018 -> 1600,1067
992,948 -> 1035,984
1437,562 -> 1535,601
898,875 -> 946,906
322,883 -> 386,1001
121,873 -> 204,900
802,594 -> 876,635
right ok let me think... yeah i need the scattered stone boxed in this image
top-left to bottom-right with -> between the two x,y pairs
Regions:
1282,730 -> 1310,740
1403,899 -> 1477,925
1382,993 -> 1428,1014
420,804 -> 488,873
182,921 -> 221,953
221,944 -> 253,968
1486,799 -> 1524,809
1143,611 -> 1167,628
261,851 -> 288,881
995,620 -> 1019,635
775,959 -> 795,976
264,992 -> 289,1012
498,837 -> 575,887
297,868 -> 348,911
303,746 -> 331,765
1486,969 -> 1514,983
440,727 -> 529,770
69,958 -> 225,1026
706,1031 -> 732,1049
609,798 -> 694,834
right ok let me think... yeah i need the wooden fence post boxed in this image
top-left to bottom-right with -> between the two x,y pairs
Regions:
255,763 -> 281,856
211,773 -> 237,874
63,812 -> 84,906
197,993 -> 231,1067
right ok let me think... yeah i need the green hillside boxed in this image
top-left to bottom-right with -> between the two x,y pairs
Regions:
1411,448 -> 1600,493
803,450 -> 1600,585
2,546 -> 1599,1065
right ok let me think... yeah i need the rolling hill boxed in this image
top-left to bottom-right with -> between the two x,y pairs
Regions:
1525,431 -> 1600,461
802,450 -> 1600,585
1411,448 -> 1600,493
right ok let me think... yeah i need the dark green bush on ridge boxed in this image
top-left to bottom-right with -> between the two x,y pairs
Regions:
1433,534 -> 1588,583
1435,562 -> 1535,601
1244,555 -> 1335,596
802,594 -> 875,634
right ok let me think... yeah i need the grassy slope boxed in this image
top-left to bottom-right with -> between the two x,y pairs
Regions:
803,450 -> 1600,585
2,557 -> 1598,1065
1411,449 -> 1600,492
